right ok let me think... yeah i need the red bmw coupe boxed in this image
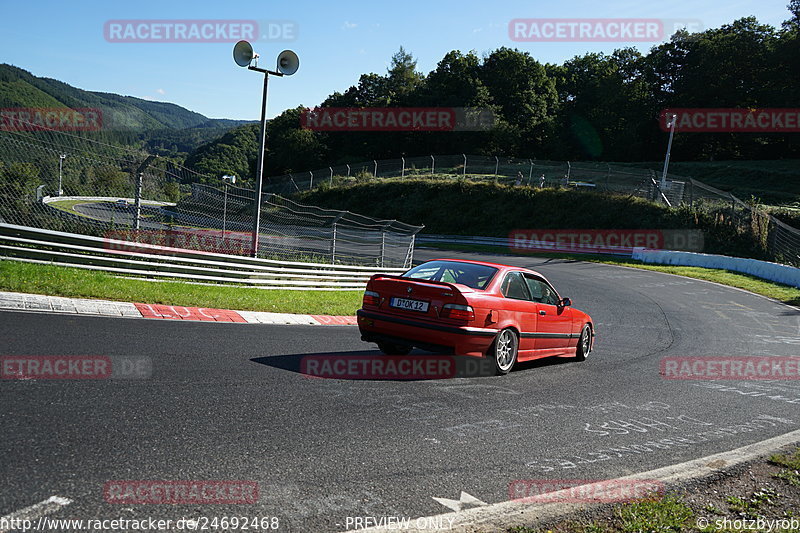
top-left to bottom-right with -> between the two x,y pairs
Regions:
357,259 -> 594,374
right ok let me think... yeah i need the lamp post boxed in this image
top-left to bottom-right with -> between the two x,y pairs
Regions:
221,175 -> 236,241
233,40 -> 299,257
58,154 -> 66,196
661,113 -> 677,190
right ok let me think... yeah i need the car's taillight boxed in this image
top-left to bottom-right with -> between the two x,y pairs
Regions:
363,290 -> 380,307
441,303 -> 475,321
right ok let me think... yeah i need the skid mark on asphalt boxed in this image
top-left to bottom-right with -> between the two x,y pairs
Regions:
0,496 -> 72,533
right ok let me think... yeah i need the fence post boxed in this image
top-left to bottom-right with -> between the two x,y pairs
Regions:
494,156 -> 499,179
401,156 -> 405,178
431,155 -> 435,175
373,160 -> 378,177
309,170 -> 313,190
528,159 -> 533,185
346,164 -> 350,177
689,179 -> 694,207
329,166 -> 333,185
462,154 -> 467,176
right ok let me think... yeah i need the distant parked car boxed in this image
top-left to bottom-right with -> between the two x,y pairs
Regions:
357,259 -> 595,375
115,199 -> 129,208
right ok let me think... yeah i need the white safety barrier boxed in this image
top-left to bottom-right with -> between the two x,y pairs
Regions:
632,248 -> 800,288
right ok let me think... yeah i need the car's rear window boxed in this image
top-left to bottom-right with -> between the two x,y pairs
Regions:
403,261 -> 498,290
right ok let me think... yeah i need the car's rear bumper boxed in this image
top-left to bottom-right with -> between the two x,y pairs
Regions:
357,309 -> 497,357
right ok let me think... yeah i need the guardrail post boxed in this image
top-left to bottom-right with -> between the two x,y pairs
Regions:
431,155 -> 435,175
494,156 -> 499,179
373,160 -> 378,177
462,154 -> 467,176
329,166 -> 333,185
309,170 -> 314,190
401,157 -> 405,178
346,164 -> 350,177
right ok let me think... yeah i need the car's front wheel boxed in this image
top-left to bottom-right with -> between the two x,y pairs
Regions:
490,328 -> 518,375
575,324 -> 592,361
376,342 -> 413,355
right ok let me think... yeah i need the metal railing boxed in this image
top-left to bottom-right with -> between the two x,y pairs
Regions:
0,223 -> 407,290
0,117 -> 423,268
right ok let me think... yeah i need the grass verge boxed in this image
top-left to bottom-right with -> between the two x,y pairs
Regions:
508,447 -> 800,533
424,243 -> 800,306
0,260 -> 362,315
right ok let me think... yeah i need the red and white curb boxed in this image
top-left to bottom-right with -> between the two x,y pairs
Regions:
0,291 -> 357,326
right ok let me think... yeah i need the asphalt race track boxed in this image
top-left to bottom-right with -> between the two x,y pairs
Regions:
1,249 -> 799,532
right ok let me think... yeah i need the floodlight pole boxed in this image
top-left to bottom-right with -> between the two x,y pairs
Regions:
661,114 -> 677,190
248,66 -> 283,258
58,154 -> 66,196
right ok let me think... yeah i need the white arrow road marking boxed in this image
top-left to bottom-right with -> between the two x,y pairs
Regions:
0,496 -> 73,533
432,491 -> 488,512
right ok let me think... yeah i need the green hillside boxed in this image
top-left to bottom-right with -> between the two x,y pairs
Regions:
0,64 -> 255,155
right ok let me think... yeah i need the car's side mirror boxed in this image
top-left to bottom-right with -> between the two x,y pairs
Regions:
559,297 -> 572,307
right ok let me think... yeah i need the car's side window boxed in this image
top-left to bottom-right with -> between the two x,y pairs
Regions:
501,272 -> 532,300
524,276 -> 559,305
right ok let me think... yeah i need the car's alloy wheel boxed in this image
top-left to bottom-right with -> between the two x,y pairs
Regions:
575,324 -> 592,361
492,328 -> 518,375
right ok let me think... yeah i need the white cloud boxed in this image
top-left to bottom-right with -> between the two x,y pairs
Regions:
342,21 -> 357,30
156,88 -> 166,95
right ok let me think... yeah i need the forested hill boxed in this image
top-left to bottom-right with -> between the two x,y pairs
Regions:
0,64 -> 254,154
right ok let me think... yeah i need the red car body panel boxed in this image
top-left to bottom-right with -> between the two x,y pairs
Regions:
357,259 -> 594,361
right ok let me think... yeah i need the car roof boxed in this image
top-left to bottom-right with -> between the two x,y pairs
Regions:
427,258 -> 545,278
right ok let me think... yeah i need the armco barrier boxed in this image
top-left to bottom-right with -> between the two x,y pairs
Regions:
0,223 -> 406,290
632,248 -> 800,288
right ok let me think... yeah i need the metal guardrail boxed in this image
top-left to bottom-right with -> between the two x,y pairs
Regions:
416,234 -> 637,255
0,223 -> 407,290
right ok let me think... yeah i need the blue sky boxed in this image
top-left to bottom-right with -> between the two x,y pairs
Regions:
0,0 -> 792,120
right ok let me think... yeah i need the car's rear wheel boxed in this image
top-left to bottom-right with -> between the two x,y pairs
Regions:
491,328 -> 518,375
376,342 -> 413,355
575,324 -> 592,361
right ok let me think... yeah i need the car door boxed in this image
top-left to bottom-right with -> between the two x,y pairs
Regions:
524,275 -> 573,353
499,271 -> 538,354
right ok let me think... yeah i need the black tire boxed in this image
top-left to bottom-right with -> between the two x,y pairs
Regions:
376,341 -> 413,355
490,328 -> 518,375
575,324 -> 592,362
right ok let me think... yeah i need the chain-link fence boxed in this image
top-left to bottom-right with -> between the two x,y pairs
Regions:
0,118 -> 422,267
265,154 -> 800,267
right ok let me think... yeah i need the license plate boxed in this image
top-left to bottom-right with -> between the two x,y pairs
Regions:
390,297 -> 429,313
